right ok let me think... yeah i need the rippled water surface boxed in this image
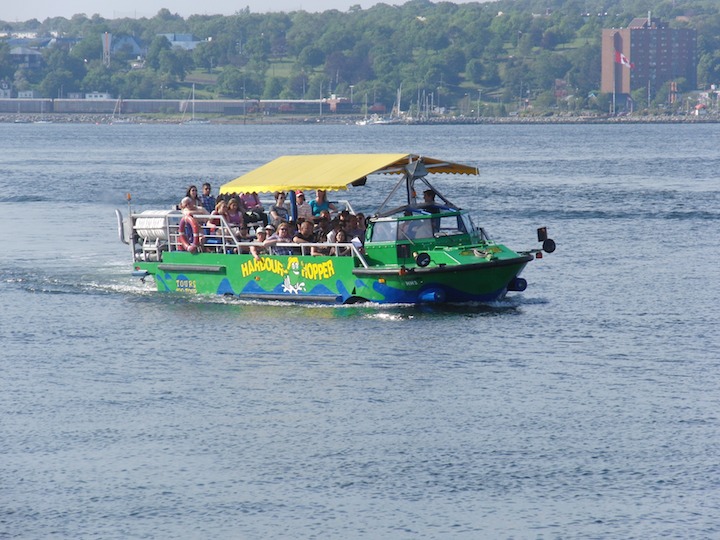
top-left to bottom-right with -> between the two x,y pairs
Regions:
1,123 -> 719,538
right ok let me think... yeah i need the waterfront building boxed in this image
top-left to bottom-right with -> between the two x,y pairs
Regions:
601,16 -> 696,108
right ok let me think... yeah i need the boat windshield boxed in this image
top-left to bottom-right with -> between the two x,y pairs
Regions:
370,212 -> 472,242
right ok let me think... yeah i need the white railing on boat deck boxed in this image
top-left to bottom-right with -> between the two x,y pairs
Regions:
130,211 -> 370,268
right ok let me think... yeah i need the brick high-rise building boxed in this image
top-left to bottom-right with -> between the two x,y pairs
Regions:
601,16 -> 696,106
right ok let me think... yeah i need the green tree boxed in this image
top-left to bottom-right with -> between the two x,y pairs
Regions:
263,76 -> 284,99
0,42 -> 14,80
39,69 -> 75,97
698,51 -> 720,88
44,47 -> 86,82
146,35 -> 171,70
113,69 -> 162,98
69,34 -> 104,63
216,66 -> 262,97
466,59 -> 484,85
529,51 -> 571,93
157,48 -> 190,81
193,39 -> 225,72
82,62 -> 113,92
298,46 -> 325,68
566,43 -> 601,97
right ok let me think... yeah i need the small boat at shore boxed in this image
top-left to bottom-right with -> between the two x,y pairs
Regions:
117,153 -> 555,304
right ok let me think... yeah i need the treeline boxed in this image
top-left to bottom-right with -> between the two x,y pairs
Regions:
2,0 -> 720,113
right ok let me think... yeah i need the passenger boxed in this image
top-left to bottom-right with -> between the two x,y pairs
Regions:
178,197 -> 204,252
226,198 -> 245,236
269,191 -> 290,227
355,213 -> 366,233
326,217 -> 344,243
310,189 -> 337,217
236,225 -> 252,254
309,225 -> 330,256
264,222 -> 294,255
423,189 -> 441,230
311,235 -> 330,256
185,185 -> 208,214
314,214 -> 332,241
179,194 -> 206,216
400,217 -> 433,239
199,182 -> 216,213
181,196 -> 196,213
331,229 -> 352,256
345,214 -> 364,240
240,191 -> 264,212
295,191 -> 313,221
250,227 -> 268,260
209,199 -> 228,235
293,219 -> 316,252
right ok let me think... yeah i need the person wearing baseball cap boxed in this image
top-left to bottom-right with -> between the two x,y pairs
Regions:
251,227 -> 268,260
295,191 -> 313,221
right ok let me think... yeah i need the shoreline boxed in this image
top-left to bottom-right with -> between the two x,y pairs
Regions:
3,112 -> 718,125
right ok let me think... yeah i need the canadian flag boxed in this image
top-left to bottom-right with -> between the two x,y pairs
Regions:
615,51 -> 634,69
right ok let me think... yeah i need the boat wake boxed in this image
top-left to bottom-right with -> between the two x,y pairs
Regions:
1,265 -> 153,298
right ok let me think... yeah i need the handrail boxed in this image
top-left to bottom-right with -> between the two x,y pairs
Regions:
130,211 -> 369,267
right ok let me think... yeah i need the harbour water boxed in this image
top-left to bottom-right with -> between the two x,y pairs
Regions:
1,122 -> 719,538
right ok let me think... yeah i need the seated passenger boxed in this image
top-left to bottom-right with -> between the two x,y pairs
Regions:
240,191 -> 266,225
250,227 -> 268,260
240,191 -> 264,212
354,213 -> 367,242
179,194 -> 206,216
209,200 -> 228,232
204,200 -> 229,250
236,225 -> 252,254
295,191 -> 314,221
178,197 -> 204,252
326,217 -> 343,243
269,192 -> 290,227
185,185 -> 200,208
311,234 -> 330,256
199,182 -> 216,213
331,229 -> 352,256
399,218 -> 433,240
345,214 -> 364,240
310,189 -> 337,216
314,214 -> 332,238
264,223 -> 294,255
293,220 -> 316,245
226,198 -> 245,236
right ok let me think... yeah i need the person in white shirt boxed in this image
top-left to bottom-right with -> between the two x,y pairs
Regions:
295,191 -> 313,221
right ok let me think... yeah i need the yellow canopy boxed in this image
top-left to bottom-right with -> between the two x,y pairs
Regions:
219,153 -> 478,195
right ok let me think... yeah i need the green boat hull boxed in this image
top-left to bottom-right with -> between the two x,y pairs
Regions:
135,249 -> 532,304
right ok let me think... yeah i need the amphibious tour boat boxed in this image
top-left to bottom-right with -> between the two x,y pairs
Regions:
117,153 -> 555,304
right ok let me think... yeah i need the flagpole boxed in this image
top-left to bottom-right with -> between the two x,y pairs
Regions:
611,35 -> 617,115
612,53 -> 616,115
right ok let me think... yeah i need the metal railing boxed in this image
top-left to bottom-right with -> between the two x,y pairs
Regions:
131,212 -> 369,268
